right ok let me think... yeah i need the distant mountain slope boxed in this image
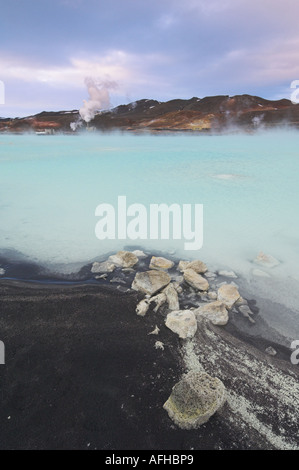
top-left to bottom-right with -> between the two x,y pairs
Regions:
1,95 -> 298,133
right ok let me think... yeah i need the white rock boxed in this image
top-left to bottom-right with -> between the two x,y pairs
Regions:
178,259 -> 207,274
265,346 -> 277,357
91,261 -> 115,273
110,277 -> 126,284
163,371 -> 226,429
218,270 -> 237,278
150,292 -> 167,312
0,268 -> 5,276
163,283 -> 180,310
132,250 -> 147,258
205,271 -> 217,279
248,317 -> 256,325
170,272 -> 184,283
237,305 -> 255,324
235,296 -> 248,306
132,270 -> 171,295
109,250 -> 138,268
149,256 -> 174,271
194,301 -> 229,326
95,274 -> 108,279
186,260 -> 208,274
148,326 -> 160,335
165,310 -> 197,339
207,291 -> 217,300
183,269 -> 209,291
253,251 -> 280,268
177,260 -> 189,272
172,281 -> 183,294
117,286 -> 130,293
136,299 -> 150,316
217,284 -> 240,309
155,341 -> 165,351
239,304 -> 253,315
238,304 -> 255,321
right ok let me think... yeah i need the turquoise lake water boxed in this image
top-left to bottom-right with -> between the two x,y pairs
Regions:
0,131 -> 298,290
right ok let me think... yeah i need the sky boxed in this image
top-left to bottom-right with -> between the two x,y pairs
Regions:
1,0 -> 299,117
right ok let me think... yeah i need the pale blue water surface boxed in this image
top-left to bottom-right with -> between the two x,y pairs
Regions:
0,131 -> 298,306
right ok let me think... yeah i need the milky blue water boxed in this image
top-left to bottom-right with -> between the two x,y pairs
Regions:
0,131 -> 298,295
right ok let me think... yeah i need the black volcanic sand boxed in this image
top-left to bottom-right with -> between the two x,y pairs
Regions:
0,280 -> 226,450
0,256 -> 299,450
0,280 -> 184,450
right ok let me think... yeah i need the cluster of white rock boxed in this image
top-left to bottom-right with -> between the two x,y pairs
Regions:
90,249 -> 275,430
91,249 -> 142,274
89,249 -> 281,431
91,249 -> 257,338
132,254 -> 253,339
123,252 -> 232,429
252,251 -> 280,278
132,256 -> 241,429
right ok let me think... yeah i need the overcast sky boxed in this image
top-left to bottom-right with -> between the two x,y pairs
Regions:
1,0 -> 299,117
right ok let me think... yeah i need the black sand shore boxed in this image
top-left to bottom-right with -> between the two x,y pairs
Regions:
0,255 -> 299,450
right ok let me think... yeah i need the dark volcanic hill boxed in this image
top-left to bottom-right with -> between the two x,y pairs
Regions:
1,94 -> 299,133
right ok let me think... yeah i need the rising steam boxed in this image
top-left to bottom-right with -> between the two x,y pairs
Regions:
71,77 -> 117,130
79,77 -> 117,122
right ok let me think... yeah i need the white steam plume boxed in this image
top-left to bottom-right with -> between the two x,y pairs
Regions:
79,77 -> 117,123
